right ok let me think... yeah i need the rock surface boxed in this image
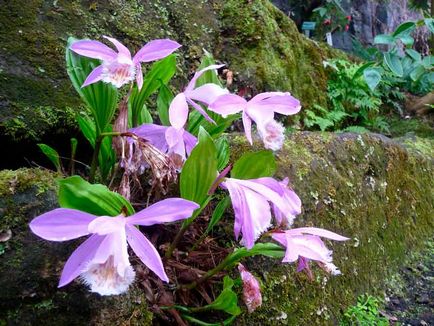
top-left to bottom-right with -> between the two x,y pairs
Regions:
0,0 -> 341,149
0,132 -> 433,325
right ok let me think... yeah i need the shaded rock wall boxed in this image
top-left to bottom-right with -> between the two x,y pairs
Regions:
0,132 -> 433,324
0,0 -> 341,151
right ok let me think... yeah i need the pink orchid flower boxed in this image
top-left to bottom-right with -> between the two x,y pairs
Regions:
169,64 -> 229,124
209,92 -> 301,150
221,177 -> 302,249
238,263 -> 262,313
70,36 -> 181,89
129,123 -> 197,164
29,198 -> 199,295
272,227 -> 349,275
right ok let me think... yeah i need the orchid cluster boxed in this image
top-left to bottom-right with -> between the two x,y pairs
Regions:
31,36 -> 349,323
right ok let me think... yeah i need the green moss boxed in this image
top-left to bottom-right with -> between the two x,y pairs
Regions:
0,168 -> 57,198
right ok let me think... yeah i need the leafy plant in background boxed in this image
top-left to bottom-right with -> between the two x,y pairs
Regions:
29,35 -> 351,325
304,59 -> 389,133
353,20 -> 434,95
340,295 -> 389,326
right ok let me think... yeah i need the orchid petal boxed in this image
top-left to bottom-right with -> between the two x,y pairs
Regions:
126,198 -> 199,226
183,131 -> 198,155
70,40 -> 117,61
88,216 -> 126,236
133,39 -> 181,63
165,127 -> 186,160
136,63 -> 143,90
248,92 -> 301,116
187,83 -> 229,105
287,227 -> 350,241
126,225 -> 169,282
93,228 -> 131,277
224,180 -> 272,249
30,208 -> 96,241
209,94 -> 246,117
242,111 -> 253,145
169,93 -> 189,129
222,181 -> 244,240
58,234 -> 105,287
186,64 -> 225,92
103,36 -> 131,58
230,179 -> 291,217
186,98 -> 216,124
81,65 -> 104,87
241,186 -> 272,249
130,124 -> 169,153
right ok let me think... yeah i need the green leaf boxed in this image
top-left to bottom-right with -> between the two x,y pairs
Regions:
129,54 -> 176,127
406,49 -> 421,62
383,53 -> 404,77
58,175 -> 134,216
195,50 -> 223,87
231,150 -> 276,180
352,61 -> 375,80
156,83 -> 173,126
215,136 -> 230,171
410,65 -> 426,81
206,276 -> 241,316
374,34 -> 395,45
422,55 -> 434,68
218,243 -> 285,271
425,18 -> 434,34
398,34 -> 414,46
70,138 -> 78,158
392,21 -> 416,37
137,104 -> 153,125
38,144 -> 61,172
180,127 -> 218,205
206,196 -> 231,232
66,37 -> 118,134
363,67 -> 382,91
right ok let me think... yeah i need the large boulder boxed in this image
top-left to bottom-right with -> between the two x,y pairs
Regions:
0,0 -> 340,148
0,132 -> 433,324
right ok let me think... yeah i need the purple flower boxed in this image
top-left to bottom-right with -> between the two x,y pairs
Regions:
130,124 -> 197,164
169,64 -> 229,123
221,177 -> 302,249
272,227 -> 349,275
70,36 -> 181,89
29,198 -> 199,295
238,264 -> 262,313
209,92 -> 301,150
129,94 -> 198,164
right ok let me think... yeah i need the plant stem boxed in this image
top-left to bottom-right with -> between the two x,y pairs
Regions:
165,198 -> 211,258
166,224 -> 189,258
88,131 -> 122,183
182,255 -> 232,290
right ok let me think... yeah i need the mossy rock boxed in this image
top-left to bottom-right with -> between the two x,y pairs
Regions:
0,0 -> 341,144
0,168 -> 152,325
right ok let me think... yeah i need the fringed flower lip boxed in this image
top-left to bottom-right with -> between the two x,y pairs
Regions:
70,36 -> 181,89
29,198 -> 199,295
